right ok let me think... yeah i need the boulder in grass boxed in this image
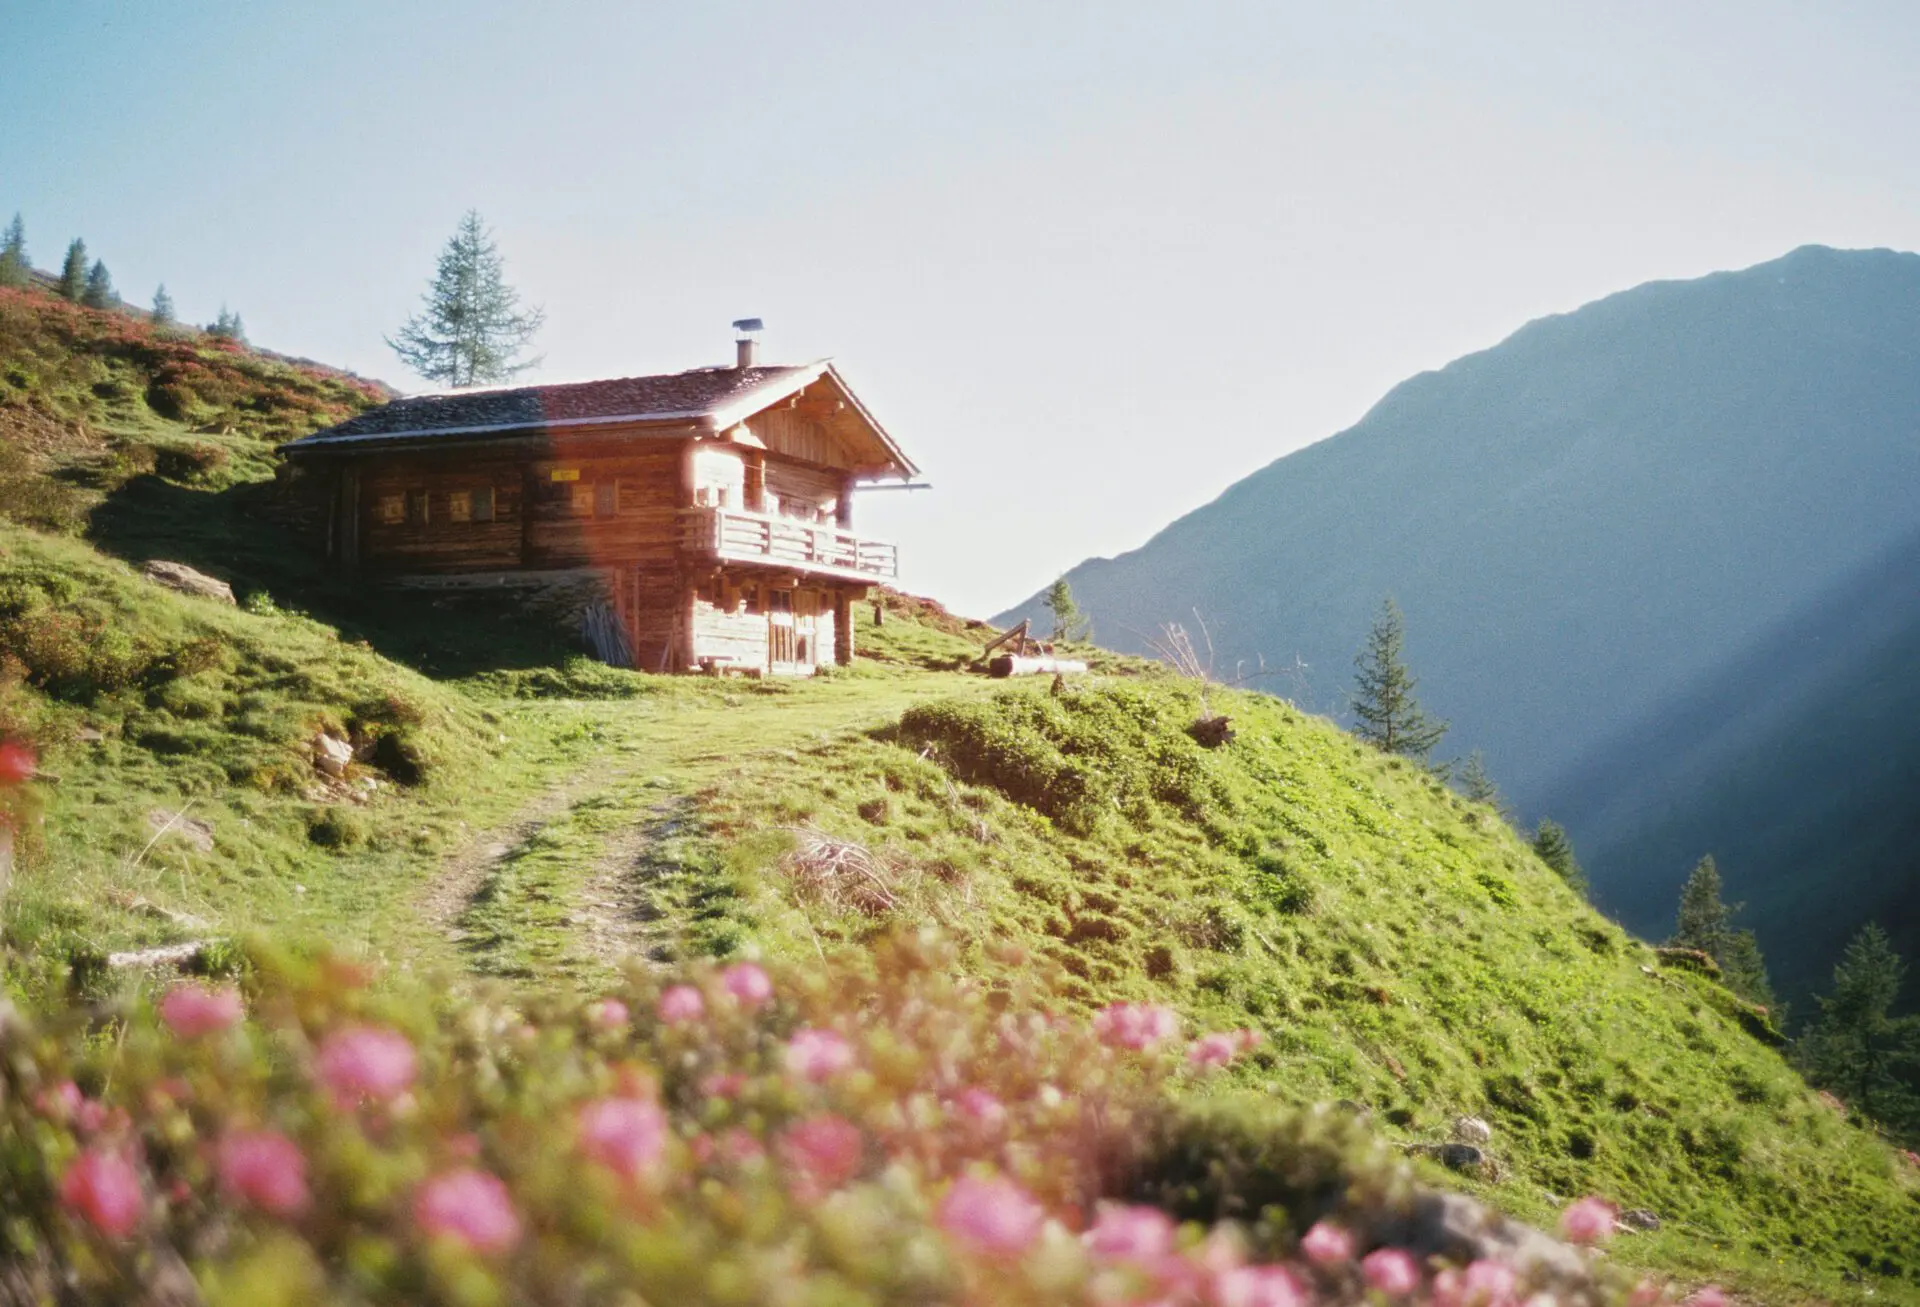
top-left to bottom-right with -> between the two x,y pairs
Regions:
312,733 -> 354,777
141,560 -> 235,605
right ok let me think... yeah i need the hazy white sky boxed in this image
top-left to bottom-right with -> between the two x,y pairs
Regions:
6,1 -> 1918,614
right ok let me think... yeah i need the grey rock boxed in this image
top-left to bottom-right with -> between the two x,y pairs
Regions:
1366,1190 -> 1590,1288
141,560 -> 235,604
1451,1114 -> 1493,1144
1439,1142 -> 1485,1171
1618,1208 -> 1661,1232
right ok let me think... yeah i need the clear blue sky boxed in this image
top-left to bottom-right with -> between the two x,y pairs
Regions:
6,1 -> 1918,614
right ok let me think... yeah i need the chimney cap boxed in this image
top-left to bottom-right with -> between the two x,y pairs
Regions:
731,317 -> 764,336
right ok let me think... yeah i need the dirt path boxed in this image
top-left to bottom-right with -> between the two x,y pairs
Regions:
569,798 -> 698,968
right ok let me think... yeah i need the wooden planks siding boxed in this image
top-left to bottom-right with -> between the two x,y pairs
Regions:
357,457 -> 524,571
523,450 -> 684,568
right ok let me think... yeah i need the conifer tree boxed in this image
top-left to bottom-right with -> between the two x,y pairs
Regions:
1044,577 -> 1091,642
1669,854 -> 1777,1007
388,210 -> 543,388
1800,924 -> 1920,1132
1454,750 -> 1506,811
58,239 -> 88,301
1672,855 -> 1732,956
207,305 -> 246,342
151,284 -> 175,327
81,260 -> 115,308
1350,598 -> 1448,761
1532,818 -> 1586,894
0,214 -> 27,288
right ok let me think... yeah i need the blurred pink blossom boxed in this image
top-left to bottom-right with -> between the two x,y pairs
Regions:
702,1071 -> 747,1099
1093,1001 -> 1181,1051
938,1173 -> 1045,1257
1214,1264 -> 1307,1307
952,1086 -> 1007,1131
59,1149 -> 143,1238
655,985 -> 704,1025
1559,1196 -> 1617,1245
217,1130 -> 310,1217
785,1028 -> 855,1081
1083,1203 -> 1175,1263
1189,1028 -> 1262,1070
779,1114 -> 864,1195
159,984 -> 243,1038
1300,1220 -> 1355,1265
1362,1248 -> 1423,1296
721,961 -> 773,1007
1684,1289 -> 1728,1307
577,1097 -> 668,1181
587,999 -> 629,1029
1441,1259 -> 1516,1307
316,1025 -> 418,1105
37,1080 -> 84,1121
414,1168 -> 521,1253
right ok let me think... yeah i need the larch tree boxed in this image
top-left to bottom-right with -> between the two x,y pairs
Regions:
58,239 -> 88,301
1532,818 -> 1586,894
1350,598 -> 1448,762
81,260 -> 115,308
0,214 -> 27,288
151,284 -> 175,327
387,210 -> 544,388
1454,750 -> 1507,813
1044,577 -> 1091,643
1800,923 -> 1919,1132
208,305 -> 246,342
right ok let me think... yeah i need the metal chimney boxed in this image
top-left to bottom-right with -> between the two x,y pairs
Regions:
731,317 -> 764,369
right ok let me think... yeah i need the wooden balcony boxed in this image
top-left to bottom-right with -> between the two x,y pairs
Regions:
680,506 -> 898,582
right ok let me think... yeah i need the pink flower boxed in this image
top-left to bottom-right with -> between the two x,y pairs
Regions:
1093,1002 -> 1181,1051
785,1028 -> 855,1081
1189,1028 -> 1261,1069
1214,1264 -> 1307,1307
721,961 -> 773,1007
0,739 -> 36,784
779,1114 -> 864,1195
939,1174 -> 1045,1258
158,983 -> 243,1038
413,1169 -> 521,1253
655,985 -> 704,1025
1684,1290 -> 1728,1307
37,1081 -> 84,1121
1362,1248 -> 1422,1297
1559,1196 -> 1616,1245
587,998 -> 629,1029
217,1131 -> 309,1216
60,1150 -> 143,1238
952,1087 -> 1007,1131
701,1071 -> 747,1100
1084,1203 -> 1175,1263
1300,1220 -> 1355,1265
1458,1259 -> 1518,1307
316,1025 -> 418,1104
576,1097 -> 668,1181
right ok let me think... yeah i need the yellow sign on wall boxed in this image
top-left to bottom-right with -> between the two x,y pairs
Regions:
550,468 -> 581,482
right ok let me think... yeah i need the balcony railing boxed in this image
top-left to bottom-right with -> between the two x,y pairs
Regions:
681,506 -> 899,582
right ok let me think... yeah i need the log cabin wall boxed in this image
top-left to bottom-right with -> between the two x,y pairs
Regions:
524,448 -> 684,568
763,459 -> 842,521
356,455 -> 527,571
751,409 -> 846,469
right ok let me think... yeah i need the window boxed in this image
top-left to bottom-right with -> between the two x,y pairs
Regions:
569,483 -> 595,516
595,481 -> 617,518
406,490 -> 429,525
379,494 -> 405,525
448,491 -> 472,523
472,486 -> 494,522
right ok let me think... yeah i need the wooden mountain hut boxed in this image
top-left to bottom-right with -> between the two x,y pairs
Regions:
281,338 -> 917,675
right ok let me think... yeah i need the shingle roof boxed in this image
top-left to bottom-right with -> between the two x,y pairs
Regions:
289,364 -> 817,446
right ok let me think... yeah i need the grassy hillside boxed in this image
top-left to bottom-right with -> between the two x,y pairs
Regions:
2,278 -> 1918,1303
994,245 -> 1920,1009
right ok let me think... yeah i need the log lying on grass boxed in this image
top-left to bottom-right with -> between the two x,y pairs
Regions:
987,655 -> 1089,679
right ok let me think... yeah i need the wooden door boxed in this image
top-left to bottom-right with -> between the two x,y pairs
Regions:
768,589 -> 797,669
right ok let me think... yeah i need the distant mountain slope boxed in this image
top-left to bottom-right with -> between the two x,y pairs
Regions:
995,246 -> 1920,1003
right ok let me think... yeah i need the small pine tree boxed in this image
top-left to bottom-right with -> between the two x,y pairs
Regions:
151,284 -> 175,327
1453,751 -> 1506,810
58,239 -> 88,301
1350,598 -> 1448,761
1532,818 -> 1586,894
388,209 -> 543,387
81,260 -> 115,308
207,305 -> 246,342
1671,855 -> 1732,957
0,214 -> 27,288
1044,577 -> 1091,642
1800,924 -> 1920,1132
1669,855 -> 1777,1007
